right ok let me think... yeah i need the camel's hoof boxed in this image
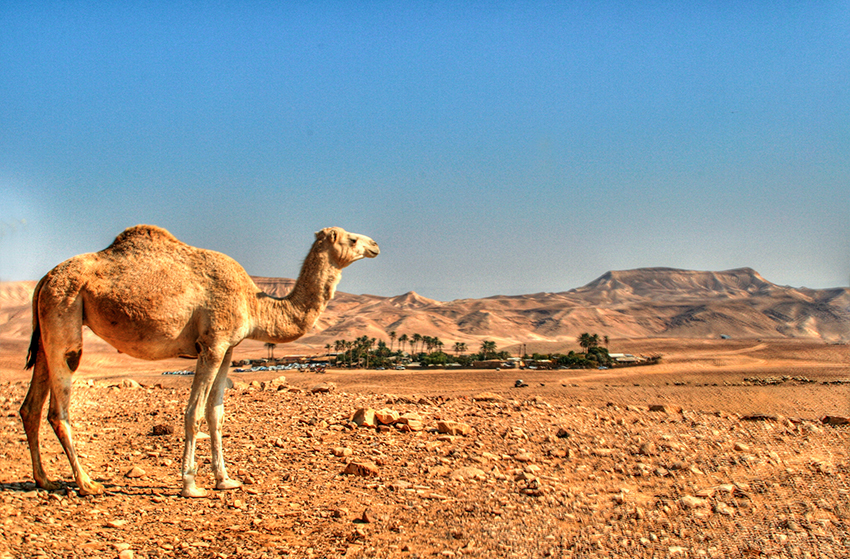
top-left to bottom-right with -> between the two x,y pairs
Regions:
215,478 -> 242,491
78,480 -> 105,496
36,479 -> 62,492
181,485 -> 208,498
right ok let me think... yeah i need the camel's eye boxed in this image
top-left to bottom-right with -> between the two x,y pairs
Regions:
348,237 -> 357,246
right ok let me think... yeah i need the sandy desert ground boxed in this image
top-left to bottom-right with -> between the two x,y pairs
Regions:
0,338 -> 847,558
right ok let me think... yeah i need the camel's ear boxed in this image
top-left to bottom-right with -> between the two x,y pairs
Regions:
315,228 -> 338,243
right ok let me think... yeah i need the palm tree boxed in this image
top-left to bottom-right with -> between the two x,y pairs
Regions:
578,333 -> 600,353
454,342 -> 467,357
480,340 -> 497,360
265,342 -> 277,359
398,334 -> 409,355
345,341 -> 354,367
360,337 -> 375,368
412,333 -> 422,354
603,335 -> 609,349
324,343 -> 331,355
389,331 -> 397,352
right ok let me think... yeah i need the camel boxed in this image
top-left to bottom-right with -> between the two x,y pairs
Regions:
21,225 -> 379,497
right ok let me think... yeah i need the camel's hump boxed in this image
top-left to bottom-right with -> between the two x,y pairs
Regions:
106,225 -> 186,251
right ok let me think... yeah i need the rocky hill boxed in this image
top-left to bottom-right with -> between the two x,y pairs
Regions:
3,269 -> 848,351
241,269 -> 850,345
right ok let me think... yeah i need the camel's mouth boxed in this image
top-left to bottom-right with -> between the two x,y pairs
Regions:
364,245 -> 380,258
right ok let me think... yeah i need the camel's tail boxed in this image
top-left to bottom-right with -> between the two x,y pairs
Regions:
25,277 -> 47,370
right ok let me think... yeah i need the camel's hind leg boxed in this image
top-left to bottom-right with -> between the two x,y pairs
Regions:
19,344 -> 60,491
46,362 -> 103,496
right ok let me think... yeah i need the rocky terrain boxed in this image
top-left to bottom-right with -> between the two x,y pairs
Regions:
0,345 -> 848,559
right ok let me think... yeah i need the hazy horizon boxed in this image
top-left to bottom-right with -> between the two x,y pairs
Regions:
2,3 -> 848,300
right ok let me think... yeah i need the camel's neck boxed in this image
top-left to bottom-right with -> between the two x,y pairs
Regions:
250,246 -> 342,343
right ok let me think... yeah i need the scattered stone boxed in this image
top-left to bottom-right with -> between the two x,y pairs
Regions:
741,413 -> 778,421
648,404 -> 667,412
311,382 -> 335,394
514,452 -> 534,462
505,427 -> 529,440
352,408 -> 377,428
450,467 -> 486,482
733,442 -> 750,452
638,442 -> 656,456
343,461 -> 380,477
680,495 -> 708,509
514,380 -> 529,388
359,508 -> 378,523
375,408 -> 400,425
396,413 -> 424,431
151,424 -> 174,436
822,415 -> 850,425
119,550 -> 134,559
106,519 -> 129,528
713,502 -> 735,516
333,447 -> 353,457
121,379 -> 142,389
124,466 -> 146,479
555,427 -> 570,439
436,420 -> 471,436
473,392 -> 504,402
268,376 -> 287,389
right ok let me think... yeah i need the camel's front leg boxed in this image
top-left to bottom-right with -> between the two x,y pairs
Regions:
207,347 -> 241,491
181,348 -> 220,498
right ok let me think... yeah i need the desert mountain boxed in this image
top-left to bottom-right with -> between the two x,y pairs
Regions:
2,269 -> 848,354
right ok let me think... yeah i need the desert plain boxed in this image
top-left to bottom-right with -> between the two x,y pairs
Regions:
0,275 -> 848,558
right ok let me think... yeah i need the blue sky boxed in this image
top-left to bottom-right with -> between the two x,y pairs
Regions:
2,2 -> 848,300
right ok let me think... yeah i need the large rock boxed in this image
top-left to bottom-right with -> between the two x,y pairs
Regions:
437,420 -> 472,436
352,408 -> 377,428
396,413 -> 424,431
375,408 -> 400,425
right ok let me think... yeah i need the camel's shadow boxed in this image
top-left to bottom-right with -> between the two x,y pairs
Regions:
0,479 -> 176,498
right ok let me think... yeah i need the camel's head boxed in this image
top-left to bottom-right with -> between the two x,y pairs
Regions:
316,227 -> 380,268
